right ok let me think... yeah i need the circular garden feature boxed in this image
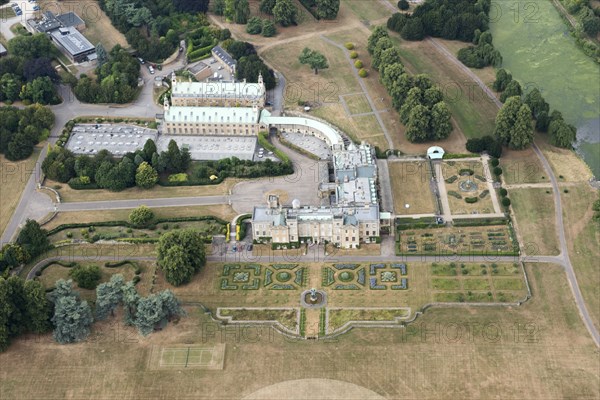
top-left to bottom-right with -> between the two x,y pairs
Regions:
338,271 -> 354,282
277,271 -> 292,282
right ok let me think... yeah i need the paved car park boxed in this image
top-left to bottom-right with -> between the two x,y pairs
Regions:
66,124 -> 281,162
280,130 -> 332,160
157,135 -> 256,161
65,124 -> 158,156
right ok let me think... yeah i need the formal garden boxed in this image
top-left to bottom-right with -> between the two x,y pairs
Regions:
441,160 -> 497,215
396,223 -> 518,256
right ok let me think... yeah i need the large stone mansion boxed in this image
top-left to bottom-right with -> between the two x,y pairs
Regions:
251,142 -> 381,249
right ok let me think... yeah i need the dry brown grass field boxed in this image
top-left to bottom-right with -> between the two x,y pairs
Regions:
500,147 -> 548,184
509,188 -> 560,256
0,148 -> 40,238
388,161 -> 436,215
536,136 -> 594,182
560,183 -> 600,331
1,264 -> 598,399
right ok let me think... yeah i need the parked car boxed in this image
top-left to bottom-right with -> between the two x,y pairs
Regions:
33,5 -> 40,11
148,66 -> 155,74
265,101 -> 272,106
138,57 -> 145,64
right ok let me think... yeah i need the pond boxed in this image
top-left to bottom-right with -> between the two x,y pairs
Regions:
490,0 -> 600,177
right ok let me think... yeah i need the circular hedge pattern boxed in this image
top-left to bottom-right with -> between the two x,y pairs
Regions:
339,271 -> 354,282
277,271 -> 291,282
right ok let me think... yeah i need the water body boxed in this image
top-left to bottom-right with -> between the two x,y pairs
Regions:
490,0 -> 600,177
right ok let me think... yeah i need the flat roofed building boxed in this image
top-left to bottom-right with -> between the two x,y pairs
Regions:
171,72 -> 266,107
50,27 -> 96,62
55,12 -> 86,31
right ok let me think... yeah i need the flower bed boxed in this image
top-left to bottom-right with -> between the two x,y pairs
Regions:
369,264 -> 385,275
445,175 -> 458,183
357,268 -> 366,285
271,264 -> 298,270
369,277 -> 386,290
391,278 -> 408,290
334,284 -> 360,290
270,284 -> 295,290
242,278 -> 260,290
391,263 -> 407,275
322,267 -> 335,286
264,269 -> 273,286
333,264 -> 359,270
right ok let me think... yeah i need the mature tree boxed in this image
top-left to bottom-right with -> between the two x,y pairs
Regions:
509,104 -> 534,149
430,102 -> 453,139
129,205 -> 154,227
133,290 -> 185,336
214,0 -> 226,15
423,87 -> 444,108
23,57 -> 59,82
387,12 -> 408,32
494,96 -> 522,146
260,0 -> 277,14
273,0 -> 298,26
157,230 -> 206,286
401,17 -> 424,41
234,0 -> 251,24
380,62 -> 405,89
548,119 -> 577,148
96,44 -> 108,67
492,68 -> 512,92
16,219 -> 51,259
0,73 -> 21,102
389,73 -> 413,109
95,274 -> 125,320
173,0 -> 210,12
378,48 -> 403,78
499,79 -> 522,103
51,280 -> 94,344
20,76 -> 60,105
122,281 -> 140,326
143,138 -> 157,160
135,162 -> 158,189
69,265 -> 102,290
23,280 -> 51,334
0,243 -> 28,273
298,48 -> 329,74
368,25 -> 388,54
372,37 -> 394,70
316,0 -> 340,19
7,33 -> 55,59
246,17 -> 263,34
524,88 -> 549,118
399,87 -> 423,124
535,110 -> 550,132
405,104 -> 431,142
262,20 -> 277,37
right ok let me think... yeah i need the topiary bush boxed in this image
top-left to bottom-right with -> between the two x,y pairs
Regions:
345,42 -> 354,50
502,197 -> 511,207
493,166 -> 503,176
349,50 -> 358,59
465,197 -> 479,203
358,68 -> 368,78
499,188 -> 508,197
491,158 -> 500,167
354,60 -> 363,69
